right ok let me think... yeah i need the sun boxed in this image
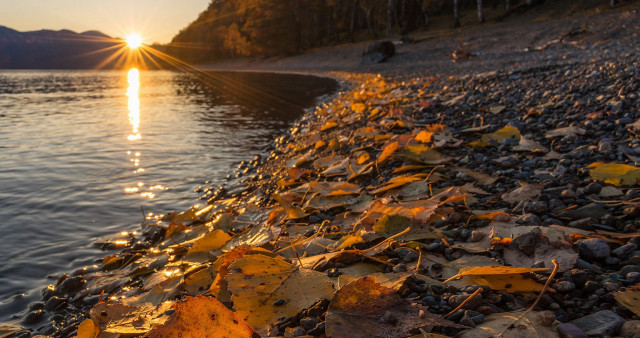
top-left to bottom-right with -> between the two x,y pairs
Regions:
126,34 -> 143,49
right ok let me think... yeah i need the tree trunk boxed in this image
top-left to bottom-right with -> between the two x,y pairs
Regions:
611,0 -> 617,7
505,0 -> 511,14
350,0 -> 359,41
453,0 -> 461,27
526,0 -> 533,6
477,0 -> 484,23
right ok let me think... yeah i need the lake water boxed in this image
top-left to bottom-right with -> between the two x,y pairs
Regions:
0,69 -> 336,324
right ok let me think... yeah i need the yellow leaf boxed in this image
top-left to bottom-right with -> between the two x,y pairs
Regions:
452,265 -> 549,277
77,319 -> 97,338
445,265 -> 549,292
377,141 -> 399,164
481,126 -> 521,144
402,145 -> 447,164
391,164 -> 429,174
314,140 -> 326,149
415,130 -> 433,143
308,181 -> 361,196
147,296 -> 257,338
226,255 -> 335,335
273,194 -> 307,219
320,120 -> 338,132
165,222 -> 188,240
184,229 -> 231,262
588,162 -> 640,186
352,102 -> 366,114
369,174 -> 424,195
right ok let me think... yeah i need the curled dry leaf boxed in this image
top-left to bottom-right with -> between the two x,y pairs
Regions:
325,277 -> 465,338
273,194 -> 307,219
308,181 -> 361,196
147,296 -> 257,338
183,229 -> 231,263
587,162 -> 640,186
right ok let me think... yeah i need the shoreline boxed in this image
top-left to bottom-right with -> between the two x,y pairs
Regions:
10,5 -> 640,337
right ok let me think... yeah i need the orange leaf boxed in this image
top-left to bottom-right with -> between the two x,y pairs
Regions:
377,141 -> 398,164
147,296 -> 257,338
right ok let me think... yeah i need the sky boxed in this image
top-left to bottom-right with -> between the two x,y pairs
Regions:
0,0 -> 211,44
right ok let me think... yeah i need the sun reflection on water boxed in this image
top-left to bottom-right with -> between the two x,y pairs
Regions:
127,68 -> 141,141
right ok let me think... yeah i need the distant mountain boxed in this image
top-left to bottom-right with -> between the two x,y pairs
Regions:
0,26 -> 124,69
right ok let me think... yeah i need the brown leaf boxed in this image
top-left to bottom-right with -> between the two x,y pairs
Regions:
325,277 -> 465,338
458,311 -> 560,338
501,184 -> 544,203
545,126 -> 586,138
614,289 -> 640,317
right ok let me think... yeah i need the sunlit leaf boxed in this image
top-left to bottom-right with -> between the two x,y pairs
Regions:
77,319 -> 97,338
226,255 -> 334,335
147,296 -> 257,338
183,229 -> 231,262
401,145 -> 447,164
320,120 -> 338,132
480,126 -> 521,144
377,141 -> 399,164
588,162 -> 640,186
273,194 -> 307,219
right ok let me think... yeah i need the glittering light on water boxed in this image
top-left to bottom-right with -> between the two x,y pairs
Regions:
127,68 -> 141,141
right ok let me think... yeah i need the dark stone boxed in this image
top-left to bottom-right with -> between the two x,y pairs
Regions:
44,296 -> 67,311
576,238 -> 610,261
22,309 -> 45,325
362,41 -> 395,64
56,276 -> 84,295
569,310 -> 625,336
584,182 -> 603,195
307,321 -> 325,336
556,322 -> 588,338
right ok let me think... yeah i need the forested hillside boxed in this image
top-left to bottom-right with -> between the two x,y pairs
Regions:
166,0 -> 440,62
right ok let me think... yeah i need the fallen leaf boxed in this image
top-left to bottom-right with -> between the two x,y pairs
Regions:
321,120 -> 338,132
378,141 -> 399,164
325,277 -> 464,338
502,184 -> 544,203
588,162 -> 640,186
545,126 -> 586,138
614,289 -> 640,317
183,229 -> 231,262
598,185 -> 623,197
147,296 -> 257,338
226,255 -> 335,335
401,145 -> 448,164
452,167 -> 498,185
458,311 -> 560,338
513,137 -> 548,153
165,222 -> 188,240
273,194 -> 307,219
481,126 -> 521,144
369,174 -> 425,195
309,181 -> 361,196
77,319 -> 97,338
503,243 -> 578,269
445,266 -> 549,292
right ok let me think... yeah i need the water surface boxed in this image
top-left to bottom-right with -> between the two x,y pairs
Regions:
0,69 -> 336,323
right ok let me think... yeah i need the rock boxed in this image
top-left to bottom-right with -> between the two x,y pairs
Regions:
554,281 -> 576,293
511,228 -> 542,256
561,189 -> 577,199
559,203 -> 609,220
603,281 -> 619,292
520,213 -> 542,226
621,265 -> 640,276
620,320 -> 640,338
576,238 -> 610,261
584,182 -> 603,195
556,323 -> 587,338
307,321 -> 325,336
612,243 -> 638,258
56,276 -> 84,295
22,309 -> 45,325
523,201 -> 548,214
470,230 -> 484,242
44,296 -> 67,311
569,310 -> 625,336
362,41 -> 395,64
300,317 -> 320,331
448,294 -> 482,309
459,314 -> 476,327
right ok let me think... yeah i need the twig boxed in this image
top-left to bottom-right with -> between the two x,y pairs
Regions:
529,259 -> 559,311
415,249 -> 423,272
445,287 -> 482,317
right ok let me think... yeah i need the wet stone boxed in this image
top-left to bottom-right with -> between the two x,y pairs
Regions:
576,238 -> 610,261
556,322 -> 588,338
583,182 -> 602,195
44,296 -> 67,311
612,243 -> 638,258
620,320 -> 640,338
569,310 -> 625,336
